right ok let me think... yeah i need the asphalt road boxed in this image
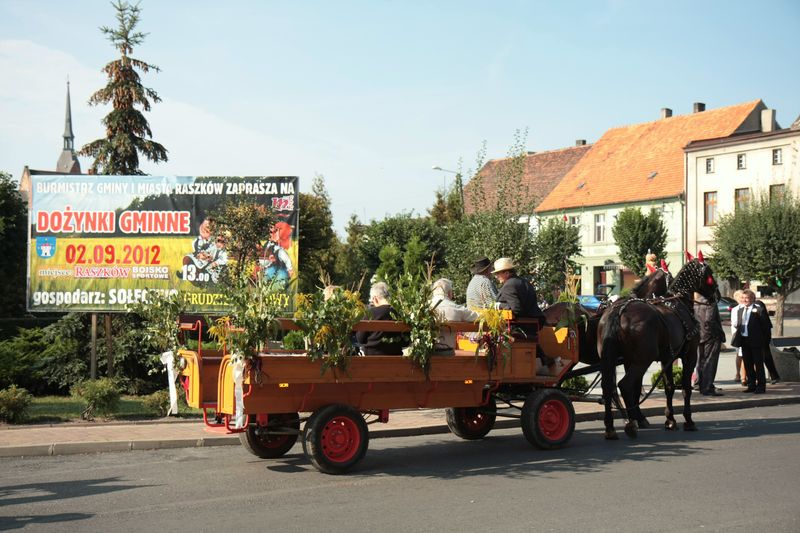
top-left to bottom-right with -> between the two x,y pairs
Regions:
1,404 -> 798,533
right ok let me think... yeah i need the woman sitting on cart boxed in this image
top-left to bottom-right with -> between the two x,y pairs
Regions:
430,278 -> 478,355
356,282 -> 408,355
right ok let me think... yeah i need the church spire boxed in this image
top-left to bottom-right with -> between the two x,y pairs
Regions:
63,80 -> 75,151
56,80 -> 81,174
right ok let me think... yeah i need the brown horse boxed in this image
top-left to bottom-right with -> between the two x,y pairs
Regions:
542,267 -> 673,368
596,258 -> 719,439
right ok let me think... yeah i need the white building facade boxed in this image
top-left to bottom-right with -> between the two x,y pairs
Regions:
686,111 -> 800,301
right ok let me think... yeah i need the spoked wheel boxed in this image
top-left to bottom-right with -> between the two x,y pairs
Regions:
303,404 -> 369,475
521,389 -> 575,450
445,396 -> 497,440
239,412 -> 300,458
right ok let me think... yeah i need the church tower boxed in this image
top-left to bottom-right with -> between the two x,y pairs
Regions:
56,81 -> 81,174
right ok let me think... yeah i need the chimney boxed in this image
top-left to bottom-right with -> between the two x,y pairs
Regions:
761,109 -> 777,133
661,108 -> 673,119
693,102 -> 706,113
575,139 -> 586,146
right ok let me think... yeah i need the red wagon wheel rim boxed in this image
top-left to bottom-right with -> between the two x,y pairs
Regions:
320,416 -> 361,463
538,399 -> 569,441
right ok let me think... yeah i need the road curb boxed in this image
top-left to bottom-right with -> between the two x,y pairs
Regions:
1,396 -> 798,458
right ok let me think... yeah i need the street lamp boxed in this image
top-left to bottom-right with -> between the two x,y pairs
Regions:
432,165 -> 464,211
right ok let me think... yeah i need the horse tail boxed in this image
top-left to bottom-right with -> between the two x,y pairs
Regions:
599,305 -> 626,420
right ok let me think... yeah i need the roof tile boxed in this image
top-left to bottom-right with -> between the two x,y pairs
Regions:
536,100 -> 764,212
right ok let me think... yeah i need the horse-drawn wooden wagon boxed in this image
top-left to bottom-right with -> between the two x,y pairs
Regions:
177,319 -> 580,474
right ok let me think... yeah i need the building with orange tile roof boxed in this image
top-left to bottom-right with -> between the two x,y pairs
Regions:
536,100 -> 766,296
463,142 -> 592,215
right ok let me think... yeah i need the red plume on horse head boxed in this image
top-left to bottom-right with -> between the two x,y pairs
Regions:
685,251 -> 694,262
646,263 -> 657,274
697,249 -> 705,263
660,259 -> 669,272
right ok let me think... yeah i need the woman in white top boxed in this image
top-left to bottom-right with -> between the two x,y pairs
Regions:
730,289 -> 746,385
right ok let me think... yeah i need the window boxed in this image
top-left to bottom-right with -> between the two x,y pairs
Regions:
568,215 -> 580,226
773,148 -> 783,165
705,158 -> 714,173
737,153 -> 746,170
735,188 -> 751,211
594,213 -> 605,243
703,191 -> 718,226
770,184 -> 785,202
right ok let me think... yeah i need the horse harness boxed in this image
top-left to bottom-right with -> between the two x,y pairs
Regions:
613,294 -> 699,359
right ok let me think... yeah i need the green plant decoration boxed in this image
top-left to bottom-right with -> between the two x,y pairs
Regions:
294,287 -> 365,374
130,289 -> 187,372
474,307 -> 513,372
211,274 -> 285,361
389,270 -> 444,378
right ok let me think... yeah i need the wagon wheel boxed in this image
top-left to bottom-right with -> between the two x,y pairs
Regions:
521,389 -> 575,450
239,412 -> 300,459
302,404 -> 369,475
445,396 -> 497,440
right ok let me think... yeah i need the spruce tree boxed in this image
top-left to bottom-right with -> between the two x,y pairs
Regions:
80,0 -> 167,174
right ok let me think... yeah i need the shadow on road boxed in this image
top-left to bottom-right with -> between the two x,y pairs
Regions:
261,414 -> 800,477
0,512 -> 92,531
0,476 -> 156,529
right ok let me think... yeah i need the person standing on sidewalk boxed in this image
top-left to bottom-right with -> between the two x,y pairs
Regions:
755,298 -> 781,384
736,289 -> 771,393
694,292 -> 725,396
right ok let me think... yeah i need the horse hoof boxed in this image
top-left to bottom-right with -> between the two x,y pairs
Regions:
637,417 -> 651,429
604,430 -> 619,440
624,423 -> 638,439
684,422 -> 698,432
664,420 -> 677,431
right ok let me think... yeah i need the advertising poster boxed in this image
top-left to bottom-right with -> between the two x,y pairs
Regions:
27,175 -> 299,313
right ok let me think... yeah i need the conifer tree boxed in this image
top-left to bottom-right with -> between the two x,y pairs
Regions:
80,0 -> 167,174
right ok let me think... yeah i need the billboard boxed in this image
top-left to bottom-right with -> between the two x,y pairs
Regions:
27,175 -> 298,313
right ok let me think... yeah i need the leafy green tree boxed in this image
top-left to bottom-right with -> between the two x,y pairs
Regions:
210,200 -> 275,279
80,0 -> 167,174
0,172 -> 27,317
441,211 -> 537,302
298,175 -> 336,292
612,207 -> 668,277
532,217 -> 582,301
428,176 -> 465,226
374,243 -> 403,283
358,214 -> 446,281
336,215 -> 368,290
713,193 -> 800,335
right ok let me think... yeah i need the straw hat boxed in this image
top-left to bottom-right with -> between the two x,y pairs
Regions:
491,257 -> 516,273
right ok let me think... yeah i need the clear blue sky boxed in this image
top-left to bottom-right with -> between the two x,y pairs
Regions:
2,0 -> 798,234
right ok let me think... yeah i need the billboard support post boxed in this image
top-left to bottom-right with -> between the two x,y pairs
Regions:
90,313 -> 97,379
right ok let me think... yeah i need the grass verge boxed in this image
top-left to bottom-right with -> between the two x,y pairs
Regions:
24,394 -> 204,424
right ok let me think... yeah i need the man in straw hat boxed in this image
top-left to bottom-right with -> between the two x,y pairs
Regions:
466,256 -> 498,310
492,257 -> 544,338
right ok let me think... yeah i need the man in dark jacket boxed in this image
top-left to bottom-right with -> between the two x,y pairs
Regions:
492,257 -> 544,339
694,293 -> 725,396
737,289 -> 771,393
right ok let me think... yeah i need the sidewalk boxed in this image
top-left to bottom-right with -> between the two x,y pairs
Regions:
2,351 -> 798,458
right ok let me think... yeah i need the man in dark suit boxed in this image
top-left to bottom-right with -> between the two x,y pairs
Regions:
694,292 -> 726,396
756,299 -> 781,384
737,289 -> 771,393
492,257 -> 544,339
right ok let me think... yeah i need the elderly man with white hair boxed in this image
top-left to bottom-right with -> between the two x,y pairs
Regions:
430,278 -> 478,354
